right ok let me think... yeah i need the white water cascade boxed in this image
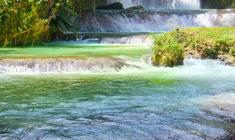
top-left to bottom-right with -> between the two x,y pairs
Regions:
75,9 -> 235,33
1,56 -> 235,76
71,0 -> 235,44
106,0 -> 201,9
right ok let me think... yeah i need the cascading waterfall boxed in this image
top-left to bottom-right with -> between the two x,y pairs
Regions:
106,0 -> 201,9
1,56 -> 235,76
75,9 -> 235,33
0,58 -> 131,74
70,0 -> 235,44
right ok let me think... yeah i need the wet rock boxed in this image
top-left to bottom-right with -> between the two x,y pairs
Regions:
126,6 -> 144,10
218,55 -> 235,66
96,2 -> 124,10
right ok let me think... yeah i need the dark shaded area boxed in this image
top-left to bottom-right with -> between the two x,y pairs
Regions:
96,2 -> 124,10
201,0 -> 235,9
126,6 -> 144,10
219,134 -> 235,140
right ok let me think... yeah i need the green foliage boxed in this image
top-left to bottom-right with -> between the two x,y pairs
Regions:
152,27 -> 235,67
0,0 -> 51,46
50,0 -> 79,34
0,0 -> 89,46
181,27 -> 235,58
152,31 -> 184,67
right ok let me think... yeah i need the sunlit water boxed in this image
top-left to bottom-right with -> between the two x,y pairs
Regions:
0,44 -> 235,139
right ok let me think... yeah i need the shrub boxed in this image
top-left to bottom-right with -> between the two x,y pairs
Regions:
0,0 -> 50,46
152,27 -> 235,67
152,31 -> 184,67
0,0 -> 87,47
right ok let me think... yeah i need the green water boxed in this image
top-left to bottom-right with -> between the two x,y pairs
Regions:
0,44 -> 151,58
0,44 -> 235,139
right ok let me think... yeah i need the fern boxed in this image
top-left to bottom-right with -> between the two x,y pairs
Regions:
52,3 -> 78,33
62,6 -> 78,16
57,19 -> 68,32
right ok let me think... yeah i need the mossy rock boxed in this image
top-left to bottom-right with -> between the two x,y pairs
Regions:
152,52 -> 184,67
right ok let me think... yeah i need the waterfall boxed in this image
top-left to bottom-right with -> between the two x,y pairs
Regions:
106,0 -> 201,9
70,1 -> 235,44
1,56 -> 235,75
75,10 -> 235,33
0,58 -> 131,74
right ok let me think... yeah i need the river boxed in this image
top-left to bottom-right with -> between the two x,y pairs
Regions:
0,44 -> 235,139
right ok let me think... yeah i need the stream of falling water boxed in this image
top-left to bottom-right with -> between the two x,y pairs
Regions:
75,9 -> 235,33
106,0 -> 201,9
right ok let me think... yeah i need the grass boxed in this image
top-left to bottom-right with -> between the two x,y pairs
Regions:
152,27 -> 235,67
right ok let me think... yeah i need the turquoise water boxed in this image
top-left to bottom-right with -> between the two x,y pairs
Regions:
0,45 -> 235,139
0,44 -> 150,58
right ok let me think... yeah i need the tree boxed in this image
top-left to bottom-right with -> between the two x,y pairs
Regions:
0,0 -> 88,46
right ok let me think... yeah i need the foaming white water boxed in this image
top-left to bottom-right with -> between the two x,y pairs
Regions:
100,35 -> 152,44
76,10 -> 235,33
194,12 -> 235,27
1,55 -> 234,78
106,0 -> 200,9
122,58 -> 235,79
175,58 -> 235,78
194,93 -> 235,120
70,35 -> 152,44
0,58 -> 130,74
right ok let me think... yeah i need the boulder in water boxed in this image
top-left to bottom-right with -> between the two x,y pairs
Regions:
96,2 -> 124,10
126,6 -> 144,10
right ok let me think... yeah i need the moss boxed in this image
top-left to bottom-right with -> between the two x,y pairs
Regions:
152,27 -> 235,67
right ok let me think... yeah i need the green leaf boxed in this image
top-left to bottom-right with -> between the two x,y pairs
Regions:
61,6 -> 78,16
57,19 -> 68,32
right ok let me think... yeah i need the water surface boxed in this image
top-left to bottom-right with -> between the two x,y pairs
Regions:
0,44 -> 235,140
